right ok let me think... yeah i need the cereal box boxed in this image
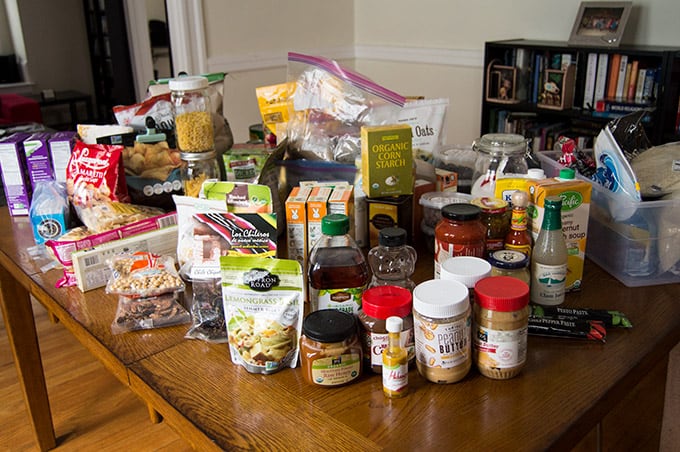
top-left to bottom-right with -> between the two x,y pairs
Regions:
0,133 -> 31,215
24,132 -> 55,187
527,178 -> 592,291
49,131 -> 77,183
361,124 -> 413,198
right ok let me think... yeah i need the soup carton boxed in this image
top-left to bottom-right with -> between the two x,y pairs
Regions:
527,177 -> 592,291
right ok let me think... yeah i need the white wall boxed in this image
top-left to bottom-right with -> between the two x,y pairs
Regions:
201,0 -> 680,144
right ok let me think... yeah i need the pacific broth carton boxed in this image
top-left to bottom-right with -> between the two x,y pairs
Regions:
527,176 -> 592,292
361,124 -> 413,198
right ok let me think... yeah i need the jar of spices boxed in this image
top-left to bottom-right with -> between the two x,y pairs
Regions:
473,276 -> 530,380
300,309 -> 363,387
413,279 -> 471,384
470,133 -> 529,198
471,197 -> 510,253
169,76 -> 215,153
440,256 -> 492,304
358,285 -> 414,373
434,203 -> 486,279
180,151 -> 220,197
488,250 -> 530,285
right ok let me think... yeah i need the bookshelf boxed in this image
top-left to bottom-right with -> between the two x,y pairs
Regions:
481,39 -> 680,150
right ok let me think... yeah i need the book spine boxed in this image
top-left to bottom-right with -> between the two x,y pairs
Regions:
594,53 -> 609,103
582,53 -> 598,109
642,68 -> 656,101
607,54 -> 621,99
635,68 -> 646,102
615,54 -> 628,99
627,60 -> 639,100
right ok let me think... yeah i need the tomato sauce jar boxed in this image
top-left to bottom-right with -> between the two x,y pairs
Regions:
434,203 -> 487,278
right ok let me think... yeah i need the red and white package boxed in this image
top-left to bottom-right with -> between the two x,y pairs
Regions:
113,93 -> 173,130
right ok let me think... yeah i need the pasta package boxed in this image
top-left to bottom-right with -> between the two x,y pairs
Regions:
221,256 -> 304,374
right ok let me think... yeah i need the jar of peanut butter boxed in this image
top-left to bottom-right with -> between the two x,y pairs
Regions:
473,276 -> 530,379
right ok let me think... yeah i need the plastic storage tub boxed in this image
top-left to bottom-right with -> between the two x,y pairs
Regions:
419,191 -> 472,229
538,151 -> 680,287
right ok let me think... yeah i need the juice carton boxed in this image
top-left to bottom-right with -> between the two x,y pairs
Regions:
306,185 -> 333,250
361,124 -> 413,198
285,185 -> 312,269
527,178 -> 592,291
0,133 -> 32,215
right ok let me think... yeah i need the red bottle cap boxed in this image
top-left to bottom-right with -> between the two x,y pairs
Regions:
474,276 -> 529,312
361,286 -> 412,319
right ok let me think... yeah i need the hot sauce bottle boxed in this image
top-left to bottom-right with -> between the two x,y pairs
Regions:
382,316 -> 408,398
504,190 -> 532,257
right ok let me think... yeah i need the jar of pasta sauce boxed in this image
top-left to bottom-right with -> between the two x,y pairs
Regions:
413,279 -> 471,384
358,285 -> 414,373
473,276 -> 530,380
434,203 -> 486,279
300,309 -> 362,387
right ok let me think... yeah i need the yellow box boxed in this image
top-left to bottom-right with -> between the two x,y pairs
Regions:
285,186 -> 312,268
527,178 -> 592,291
361,124 -> 413,198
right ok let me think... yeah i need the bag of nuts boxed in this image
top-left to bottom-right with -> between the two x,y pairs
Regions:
105,251 -> 184,299
111,291 -> 190,335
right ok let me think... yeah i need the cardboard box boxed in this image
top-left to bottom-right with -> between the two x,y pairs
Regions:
361,124 -> 413,198
48,131 -> 77,183
306,185 -> 332,249
328,185 -> 354,238
0,133 -> 32,215
71,226 -> 178,292
24,132 -> 55,187
285,185 -> 312,269
366,195 -> 413,247
527,175 -> 592,292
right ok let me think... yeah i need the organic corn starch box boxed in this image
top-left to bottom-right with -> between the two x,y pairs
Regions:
361,125 -> 413,197
527,178 -> 591,291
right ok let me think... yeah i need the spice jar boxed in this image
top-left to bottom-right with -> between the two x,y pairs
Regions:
471,197 -> 510,253
180,151 -> 220,197
470,133 -> 529,198
434,203 -> 486,278
473,276 -> 530,380
413,279 -> 471,384
440,256 -> 492,304
358,285 -> 414,373
300,309 -> 363,387
170,76 -> 214,153
488,250 -> 530,285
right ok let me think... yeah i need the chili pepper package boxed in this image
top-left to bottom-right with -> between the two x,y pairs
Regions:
111,292 -> 190,335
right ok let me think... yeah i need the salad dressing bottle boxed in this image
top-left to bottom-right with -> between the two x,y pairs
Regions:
530,196 -> 568,305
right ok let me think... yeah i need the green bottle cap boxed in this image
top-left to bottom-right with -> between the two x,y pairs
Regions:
559,168 -> 575,180
321,214 -> 350,236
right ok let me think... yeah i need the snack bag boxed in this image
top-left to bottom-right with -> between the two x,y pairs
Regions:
106,252 -> 184,298
221,256 -> 304,374
111,292 -> 190,334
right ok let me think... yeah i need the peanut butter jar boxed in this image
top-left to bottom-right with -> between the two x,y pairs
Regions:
473,276 -> 530,379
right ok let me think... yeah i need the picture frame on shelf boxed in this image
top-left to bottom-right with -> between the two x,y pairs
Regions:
568,1 -> 632,47
537,66 -> 576,111
485,61 -> 519,104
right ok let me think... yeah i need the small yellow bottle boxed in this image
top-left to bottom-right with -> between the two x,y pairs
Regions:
382,316 -> 408,398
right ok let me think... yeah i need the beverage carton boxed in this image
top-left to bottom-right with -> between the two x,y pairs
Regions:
0,133 -> 32,215
328,185 -> 354,238
285,185 -> 312,269
361,124 -> 413,198
306,185 -> 332,250
527,178 -> 592,291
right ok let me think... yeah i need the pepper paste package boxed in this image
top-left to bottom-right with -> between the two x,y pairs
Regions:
528,317 -> 606,343
221,256 -> 304,374
530,305 -> 632,328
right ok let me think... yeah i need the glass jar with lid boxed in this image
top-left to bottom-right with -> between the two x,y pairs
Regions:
470,133 -> 529,198
169,76 -> 215,153
181,150 -> 220,197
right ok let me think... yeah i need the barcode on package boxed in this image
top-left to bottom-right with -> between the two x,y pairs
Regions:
84,255 -> 100,267
158,215 -> 178,228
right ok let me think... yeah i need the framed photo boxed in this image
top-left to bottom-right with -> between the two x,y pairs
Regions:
485,61 -> 519,104
568,1 -> 632,47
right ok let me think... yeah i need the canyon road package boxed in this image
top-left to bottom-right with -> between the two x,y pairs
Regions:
361,124 -> 413,198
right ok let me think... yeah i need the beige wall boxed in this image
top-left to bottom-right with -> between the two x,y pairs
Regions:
210,0 -> 680,145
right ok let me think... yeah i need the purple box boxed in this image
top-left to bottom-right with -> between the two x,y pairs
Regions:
49,131 -> 77,183
0,132 -> 32,216
24,132 -> 55,187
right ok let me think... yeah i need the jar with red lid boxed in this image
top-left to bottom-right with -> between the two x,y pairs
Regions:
358,285 -> 414,373
471,197 -> 510,253
434,203 -> 487,279
473,276 -> 530,380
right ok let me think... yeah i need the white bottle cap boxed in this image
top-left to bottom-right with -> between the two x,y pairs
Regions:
386,316 -> 403,333
413,279 -> 470,318
440,256 -> 491,288
528,168 -> 546,179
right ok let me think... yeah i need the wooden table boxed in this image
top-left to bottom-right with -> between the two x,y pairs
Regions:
1,206 -> 679,451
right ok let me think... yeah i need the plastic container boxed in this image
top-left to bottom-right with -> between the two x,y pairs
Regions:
419,191 -> 473,230
538,151 -> 680,287
433,144 -> 476,192
471,133 -> 529,198
367,227 -> 417,290
169,76 -> 214,153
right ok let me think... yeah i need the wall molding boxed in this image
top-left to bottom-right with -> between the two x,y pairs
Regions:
206,45 -> 484,74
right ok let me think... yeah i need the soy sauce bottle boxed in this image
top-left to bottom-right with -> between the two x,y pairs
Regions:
308,214 -> 369,315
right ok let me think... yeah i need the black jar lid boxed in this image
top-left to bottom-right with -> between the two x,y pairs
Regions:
378,226 -> 407,247
441,203 -> 481,221
488,250 -> 529,269
302,309 -> 357,343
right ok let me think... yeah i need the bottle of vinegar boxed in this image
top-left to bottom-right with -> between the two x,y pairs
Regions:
382,316 -> 408,398
530,196 -> 568,305
308,214 -> 369,315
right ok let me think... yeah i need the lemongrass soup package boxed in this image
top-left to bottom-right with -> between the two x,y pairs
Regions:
221,256 -> 304,374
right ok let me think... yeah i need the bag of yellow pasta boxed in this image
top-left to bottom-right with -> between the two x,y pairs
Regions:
221,256 -> 304,374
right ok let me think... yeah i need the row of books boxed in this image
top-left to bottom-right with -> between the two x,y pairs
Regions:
582,52 -> 660,110
502,48 -> 576,104
489,110 -> 597,151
